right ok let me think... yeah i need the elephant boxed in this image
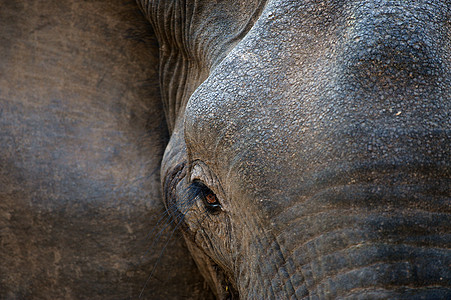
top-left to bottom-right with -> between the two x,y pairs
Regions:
140,0 -> 451,298
1,0 -> 450,299
0,0 -> 213,299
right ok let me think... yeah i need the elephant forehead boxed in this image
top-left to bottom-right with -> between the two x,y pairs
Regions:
184,0 -> 450,208
184,1 -> 335,171
184,53 -> 304,185
186,70 -> 446,193
185,0 -> 450,150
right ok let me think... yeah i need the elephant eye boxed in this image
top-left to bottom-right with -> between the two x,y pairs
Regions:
191,181 -> 222,215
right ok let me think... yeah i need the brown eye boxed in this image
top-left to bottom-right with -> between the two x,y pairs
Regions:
205,192 -> 217,204
191,181 -> 222,214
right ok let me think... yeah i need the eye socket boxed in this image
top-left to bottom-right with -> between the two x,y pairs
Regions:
191,181 -> 222,215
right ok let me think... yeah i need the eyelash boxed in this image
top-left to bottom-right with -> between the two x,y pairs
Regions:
190,181 -> 222,215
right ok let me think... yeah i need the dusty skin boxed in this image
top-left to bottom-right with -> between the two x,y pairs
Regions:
0,0 -> 213,299
1,0 -> 450,299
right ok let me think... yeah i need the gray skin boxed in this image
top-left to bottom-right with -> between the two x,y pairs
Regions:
139,0 -> 451,299
0,0 -> 213,299
1,0 -> 450,299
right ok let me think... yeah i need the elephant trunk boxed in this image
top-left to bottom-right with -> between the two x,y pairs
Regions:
240,172 -> 450,299
245,218 -> 450,298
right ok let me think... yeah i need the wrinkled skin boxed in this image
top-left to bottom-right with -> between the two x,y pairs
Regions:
0,1 -> 213,299
138,0 -> 451,299
1,0 -> 450,299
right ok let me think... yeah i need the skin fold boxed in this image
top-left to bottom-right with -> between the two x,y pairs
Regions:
139,0 -> 451,299
1,0 -> 449,299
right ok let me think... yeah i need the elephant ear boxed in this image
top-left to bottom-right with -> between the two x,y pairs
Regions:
137,0 -> 267,215
0,0 -> 214,299
135,1 -> 267,297
137,0 -> 266,132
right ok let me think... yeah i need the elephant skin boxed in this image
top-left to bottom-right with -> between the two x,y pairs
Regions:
139,0 -> 451,299
0,0 -> 213,299
1,0 -> 450,299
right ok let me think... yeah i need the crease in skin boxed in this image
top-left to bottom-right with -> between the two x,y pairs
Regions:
344,286 -> 451,298
245,238 -> 450,298
306,247 -> 450,294
136,0 -> 450,298
282,211 -> 450,253
270,182 -> 451,230
136,0 -> 267,132
313,262 -> 449,299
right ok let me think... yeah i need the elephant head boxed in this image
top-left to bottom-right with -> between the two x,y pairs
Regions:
139,0 -> 450,298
